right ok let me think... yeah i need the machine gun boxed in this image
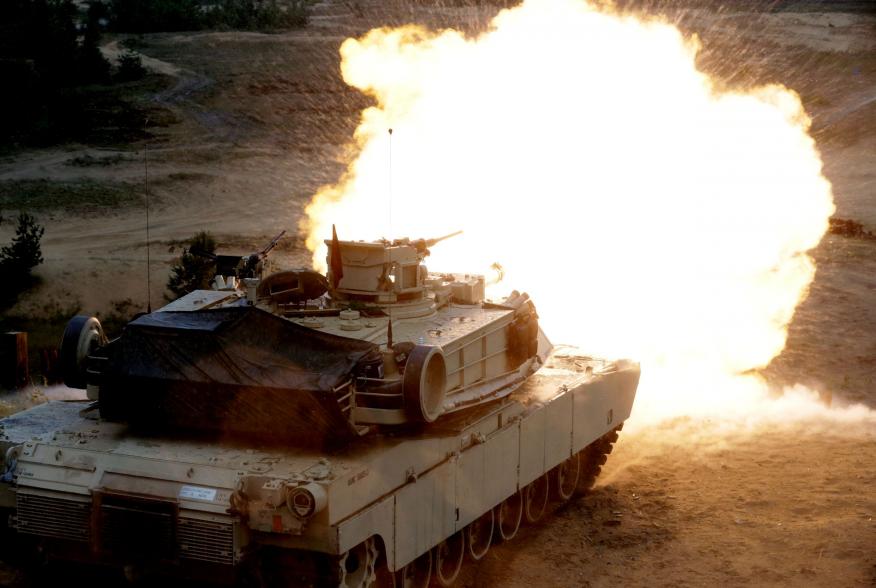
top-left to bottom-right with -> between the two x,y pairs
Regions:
239,230 -> 287,278
397,230 -> 463,257
207,230 -> 287,279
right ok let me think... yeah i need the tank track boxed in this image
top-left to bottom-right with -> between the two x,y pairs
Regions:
577,423 -> 623,494
239,424 -> 625,588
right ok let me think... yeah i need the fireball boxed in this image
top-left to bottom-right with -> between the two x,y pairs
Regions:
302,0 -> 838,425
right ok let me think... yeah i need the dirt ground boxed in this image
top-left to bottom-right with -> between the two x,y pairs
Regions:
0,0 -> 875,586
462,421 -> 876,588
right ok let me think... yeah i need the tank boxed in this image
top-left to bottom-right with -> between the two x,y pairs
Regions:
0,230 -> 640,587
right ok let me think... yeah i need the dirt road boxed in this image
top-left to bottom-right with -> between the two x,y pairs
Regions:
466,421 -> 876,587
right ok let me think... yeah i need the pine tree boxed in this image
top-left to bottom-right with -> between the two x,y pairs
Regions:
0,212 -> 45,280
166,231 -> 217,299
78,1 -> 111,83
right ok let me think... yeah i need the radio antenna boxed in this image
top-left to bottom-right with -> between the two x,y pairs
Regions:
387,127 -> 393,350
388,127 -> 393,243
144,117 -> 152,313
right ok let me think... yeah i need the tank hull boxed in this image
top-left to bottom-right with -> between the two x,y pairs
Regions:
1,355 -> 638,583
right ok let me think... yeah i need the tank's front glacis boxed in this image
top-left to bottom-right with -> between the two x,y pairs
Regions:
7,416 -> 349,580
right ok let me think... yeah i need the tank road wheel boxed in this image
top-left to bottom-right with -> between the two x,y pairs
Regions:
434,532 -> 464,586
495,492 -> 523,542
554,453 -> 581,501
337,538 -> 379,588
523,474 -> 549,524
397,550 -> 432,588
465,509 -> 494,561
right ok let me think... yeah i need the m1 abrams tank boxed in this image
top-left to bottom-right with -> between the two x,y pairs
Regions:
0,230 -> 640,587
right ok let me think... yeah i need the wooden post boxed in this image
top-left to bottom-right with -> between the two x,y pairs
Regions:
1,332 -> 28,390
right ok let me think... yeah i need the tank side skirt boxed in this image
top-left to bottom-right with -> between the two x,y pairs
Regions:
572,368 -> 640,453
335,366 -> 638,571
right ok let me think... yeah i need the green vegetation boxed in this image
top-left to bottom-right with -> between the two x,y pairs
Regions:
0,180 -> 141,212
97,297 -> 140,335
0,298 -> 82,387
0,0 -> 307,149
65,153 -> 132,167
829,218 -> 876,241
116,50 -> 147,82
0,0 -> 116,147
167,231 -> 217,299
108,0 -> 309,33
0,212 -> 45,308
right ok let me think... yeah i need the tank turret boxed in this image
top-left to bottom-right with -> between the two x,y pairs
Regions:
60,230 -> 547,444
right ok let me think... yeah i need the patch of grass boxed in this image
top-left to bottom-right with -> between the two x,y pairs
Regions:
96,298 -> 140,337
66,153 -> 132,167
0,180 -> 143,212
108,0 -> 312,33
164,171 -> 213,182
164,232 -> 303,254
0,73 -> 178,154
829,218 -> 876,241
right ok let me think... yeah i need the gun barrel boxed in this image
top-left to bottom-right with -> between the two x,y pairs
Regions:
425,230 -> 463,248
261,230 -> 287,256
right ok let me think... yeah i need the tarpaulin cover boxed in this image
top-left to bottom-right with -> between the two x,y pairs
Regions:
114,307 -> 378,392
96,307 -> 381,443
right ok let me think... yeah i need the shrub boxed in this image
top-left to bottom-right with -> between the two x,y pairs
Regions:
0,0 -> 113,145
109,0 -> 202,33
209,0 -> 309,30
78,1 -> 111,83
0,212 -> 45,308
166,231 -> 217,299
1,212 -> 45,281
116,49 -> 146,81
108,0 -> 309,33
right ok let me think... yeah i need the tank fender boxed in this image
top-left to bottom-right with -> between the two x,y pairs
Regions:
571,362 -> 641,454
336,495 -> 396,569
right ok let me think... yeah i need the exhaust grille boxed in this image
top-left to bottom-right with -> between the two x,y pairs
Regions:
178,517 -> 235,565
16,492 -> 91,542
16,490 -> 237,567
98,494 -> 176,560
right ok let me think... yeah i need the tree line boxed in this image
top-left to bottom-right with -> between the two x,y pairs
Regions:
0,0 -> 308,147
110,0 -> 309,33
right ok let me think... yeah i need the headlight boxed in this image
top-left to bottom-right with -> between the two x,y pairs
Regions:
286,482 -> 327,519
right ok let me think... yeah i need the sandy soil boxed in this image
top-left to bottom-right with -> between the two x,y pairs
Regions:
0,1 -> 875,587
462,421 -> 876,588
